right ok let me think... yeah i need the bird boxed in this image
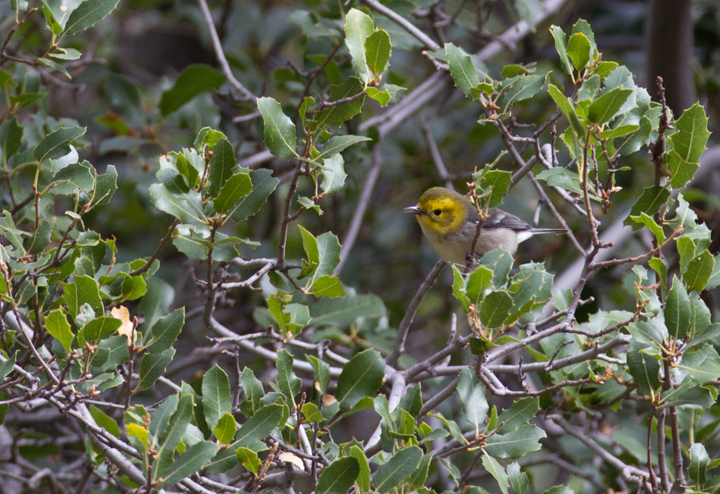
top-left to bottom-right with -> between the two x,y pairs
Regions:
404,187 -> 567,265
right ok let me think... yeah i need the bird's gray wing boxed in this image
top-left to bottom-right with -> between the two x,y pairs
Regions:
481,208 -> 531,232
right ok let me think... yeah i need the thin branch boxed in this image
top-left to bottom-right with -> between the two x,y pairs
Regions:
196,0 -> 255,101
360,0 -> 441,51
548,415 -> 652,490
336,145 -> 383,275
386,260 -> 445,366
129,219 -> 180,276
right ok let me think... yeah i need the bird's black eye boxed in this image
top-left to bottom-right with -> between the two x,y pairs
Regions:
433,209 -> 442,216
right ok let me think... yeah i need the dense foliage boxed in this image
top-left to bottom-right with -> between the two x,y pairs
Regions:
1,1 -> 720,493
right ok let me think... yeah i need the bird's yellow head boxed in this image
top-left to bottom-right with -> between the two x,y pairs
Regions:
404,187 -> 475,236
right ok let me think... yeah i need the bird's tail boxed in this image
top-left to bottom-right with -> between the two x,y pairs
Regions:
531,228 -> 568,235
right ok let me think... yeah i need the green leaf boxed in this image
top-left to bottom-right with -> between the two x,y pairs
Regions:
588,88 -> 633,124
320,154 -> 346,196
689,443 -> 710,487
480,291 -> 514,329
349,445 -> 371,491
126,423 -> 149,452
313,78 -> 365,129
630,213 -> 665,244
598,124 -> 639,139
82,317 -> 122,346
194,127 -> 226,152
684,250 -> 715,293
236,447 -> 261,473
213,172 -> 252,213
457,368 -> 488,434
63,275 -> 103,320
317,457 -> 360,494
500,74 -> 546,110
566,32 -> 591,71
372,446 -> 422,493
541,487 -> 573,494
508,462 -> 530,494
139,277 -> 174,330
92,335 -> 130,372
144,308 -> 184,354
257,97 -> 297,159
482,455 -> 509,494
667,149 -> 700,189
661,376 -> 714,408
0,351 -> 18,382
236,404 -> 284,446
706,255 -> 720,291
89,404 -> 121,437
64,0 -> 121,35
466,266 -> 494,307
0,117 -> 23,161
676,344 -> 720,384
137,348 -> 175,390
160,64 -> 226,116
204,138 -> 236,199
497,397 -> 539,434
149,184 -> 207,226
276,348 -> 301,406
547,84 -> 585,137
309,232 -> 342,286
213,413 -> 237,444
335,349 -> 385,409
39,57 -> 71,79
480,169 -> 513,208
365,29 -> 392,76
310,293 -> 384,327
445,43 -> 480,98
240,367 -> 264,415
549,25 -> 573,75
478,248 -> 514,286
202,364 -> 232,429
121,275 -> 146,300
312,275 -> 346,298
670,102 -> 710,163
152,394 -> 193,481
93,164 -> 118,206
484,424 -> 545,459
230,168 -> 279,222
24,219 -> 51,255
665,275 -> 691,340
317,135 -> 370,160
34,126 -> 86,163
627,341 -> 662,394
50,161 -> 95,195
625,186 -> 670,227
344,9 -> 375,83
451,265 -> 471,312
535,167 -> 583,195
159,440 -> 220,487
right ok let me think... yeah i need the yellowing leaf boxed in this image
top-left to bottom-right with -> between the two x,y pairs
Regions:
278,452 -> 304,470
111,306 -> 133,344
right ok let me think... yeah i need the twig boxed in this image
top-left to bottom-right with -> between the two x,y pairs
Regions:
129,219 -> 180,276
196,0 -> 255,100
336,145 -> 383,275
360,0 -> 441,51
548,415 -> 652,490
422,120 -> 454,189
386,260 -> 445,366
590,227 -> 681,269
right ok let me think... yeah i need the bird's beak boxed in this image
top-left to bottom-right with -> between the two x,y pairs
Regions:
404,206 -> 422,215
